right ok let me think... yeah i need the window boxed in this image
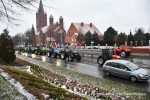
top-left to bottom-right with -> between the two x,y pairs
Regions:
111,62 -> 119,68
118,63 -> 131,71
118,64 -> 126,70
106,62 -> 119,68
126,62 -> 139,71
105,62 -> 112,66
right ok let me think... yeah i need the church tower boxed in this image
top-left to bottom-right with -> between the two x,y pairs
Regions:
36,0 -> 47,32
59,16 -> 63,27
49,15 -> 54,25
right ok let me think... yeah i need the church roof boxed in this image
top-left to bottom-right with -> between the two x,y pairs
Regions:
36,24 -> 65,35
72,22 -> 102,35
49,15 -> 53,18
38,0 -> 44,13
59,16 -> 63,19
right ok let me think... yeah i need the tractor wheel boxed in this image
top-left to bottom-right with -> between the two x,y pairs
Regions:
47,52 -> 51,57
60,52 -> 66,60
76,54 -> 81,61
97,56 -> 105,66
68,54 -> 74,62
120,51 -> 126,58
53,53 -> 59,58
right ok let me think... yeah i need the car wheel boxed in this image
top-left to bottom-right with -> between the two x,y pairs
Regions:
130,76 -> 137,82
105,71 -> 110,76
120,51 -> 126,58
97,56 -> 105,66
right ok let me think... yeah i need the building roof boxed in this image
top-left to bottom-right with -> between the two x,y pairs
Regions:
38,0 -> 44,13
73,22 -> 102,35
36,23 -> 64,35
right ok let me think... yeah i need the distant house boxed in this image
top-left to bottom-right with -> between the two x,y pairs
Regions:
65,22 -> 103,46
34,0 -> 66,46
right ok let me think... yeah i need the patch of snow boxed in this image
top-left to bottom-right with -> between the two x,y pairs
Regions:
61,85 -> 66,89
41,93 -> 49,100
26,65 -> 32,74
0,68 -> 37,100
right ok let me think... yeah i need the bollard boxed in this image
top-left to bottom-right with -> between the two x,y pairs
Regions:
98,44 -> 100,49
106,44 -> 108,48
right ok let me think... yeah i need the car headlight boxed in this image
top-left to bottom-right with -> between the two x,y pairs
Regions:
139,74 -> 145,77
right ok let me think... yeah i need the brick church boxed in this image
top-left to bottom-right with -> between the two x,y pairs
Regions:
34,0 -> 66,46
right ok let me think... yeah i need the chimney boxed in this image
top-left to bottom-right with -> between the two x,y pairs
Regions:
90,23 -> 92,27
81,22 -> 84,27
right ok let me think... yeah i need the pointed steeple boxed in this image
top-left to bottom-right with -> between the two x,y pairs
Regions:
38,0 -> 44,13
31,24 -> 35,36
59,16 -> 63,27
49,15 -> 54,25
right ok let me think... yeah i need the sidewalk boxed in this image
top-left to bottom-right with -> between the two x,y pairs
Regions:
131,53 -> 150,58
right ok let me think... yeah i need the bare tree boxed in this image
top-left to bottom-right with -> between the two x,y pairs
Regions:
0,0 -> 38,24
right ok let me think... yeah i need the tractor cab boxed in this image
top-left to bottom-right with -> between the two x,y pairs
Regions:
101,49 -> 113,59
97,48 -> 120,66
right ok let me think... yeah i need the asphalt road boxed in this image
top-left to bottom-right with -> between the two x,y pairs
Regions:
25,53 -> 150,92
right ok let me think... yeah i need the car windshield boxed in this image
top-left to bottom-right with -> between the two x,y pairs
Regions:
126,62 -> 139,71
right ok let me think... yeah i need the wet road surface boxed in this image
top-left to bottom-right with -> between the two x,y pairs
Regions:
25,53 -> 150,92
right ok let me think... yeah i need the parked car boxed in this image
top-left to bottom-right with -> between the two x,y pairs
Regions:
113,45 -> 131,58
60,48 -> 81,62
103,59 -> 150,82
97,48 -> 120,66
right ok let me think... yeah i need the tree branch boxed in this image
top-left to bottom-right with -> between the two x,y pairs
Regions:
0,0 -> 10,21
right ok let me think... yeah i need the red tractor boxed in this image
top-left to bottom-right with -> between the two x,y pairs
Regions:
113,45 -> 131,58
97,48 -> 121,66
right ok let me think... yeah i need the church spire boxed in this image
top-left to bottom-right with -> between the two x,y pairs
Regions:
38,0 -> 44,13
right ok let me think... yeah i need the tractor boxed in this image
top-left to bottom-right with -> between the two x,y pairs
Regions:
46,47 -> 61,58
60,48 -> 81,62
33,46 -> 46,55
97,48 -> 120,66
113,45 -> 131,58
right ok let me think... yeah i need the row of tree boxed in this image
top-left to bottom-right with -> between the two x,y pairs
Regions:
12,25 -> 35,46
77,27 -> 150,46
76,31 -> 100,46
104,27 -> 150,46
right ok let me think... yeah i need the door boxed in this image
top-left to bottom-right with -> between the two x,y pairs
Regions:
117,63 -> 131,78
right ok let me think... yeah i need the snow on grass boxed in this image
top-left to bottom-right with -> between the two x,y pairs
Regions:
0,68 -> 37,100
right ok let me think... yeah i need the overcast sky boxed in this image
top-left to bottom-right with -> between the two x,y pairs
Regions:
0,0 -> 150,36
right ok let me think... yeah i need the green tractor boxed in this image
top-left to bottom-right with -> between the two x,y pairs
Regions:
60,48 -> 81,62
34,46 -> 46,55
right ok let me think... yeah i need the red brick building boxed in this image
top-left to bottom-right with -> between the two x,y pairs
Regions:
34,0 -> 66,46
65,22 -> 103,46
